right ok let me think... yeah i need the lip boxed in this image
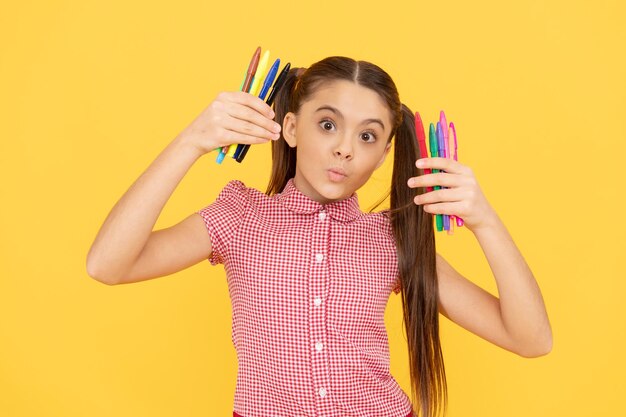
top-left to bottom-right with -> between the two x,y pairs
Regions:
327,167 -> 347,182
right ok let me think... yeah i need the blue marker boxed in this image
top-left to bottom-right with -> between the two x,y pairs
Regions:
259,58 -> 280,100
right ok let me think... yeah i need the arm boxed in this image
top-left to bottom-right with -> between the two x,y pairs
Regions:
435,221 -> 552,358
471,211 -> 552,357
86,135 -> 203,284
86,92 -> 281,284
410,157 -> 552,357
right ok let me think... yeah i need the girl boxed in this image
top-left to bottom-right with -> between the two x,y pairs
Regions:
87,56 -> 552,417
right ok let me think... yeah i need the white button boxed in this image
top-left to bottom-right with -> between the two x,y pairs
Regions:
315,342 -> 324,351
314,297 -> 322,306
315,253 -> 324,262
319,212 -> 327,220
318,388 -> 327,397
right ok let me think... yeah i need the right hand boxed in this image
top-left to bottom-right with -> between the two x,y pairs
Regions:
176,91 -> 282,156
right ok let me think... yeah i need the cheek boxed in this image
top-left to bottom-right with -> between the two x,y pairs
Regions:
296,136 -> 325,163
299,132 -> 329,154
355,149 -> 387,173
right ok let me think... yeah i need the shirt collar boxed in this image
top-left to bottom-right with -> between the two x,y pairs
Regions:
276,178 -> 362,222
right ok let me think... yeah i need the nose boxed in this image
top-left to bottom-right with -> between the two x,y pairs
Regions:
333,134 -> 353,160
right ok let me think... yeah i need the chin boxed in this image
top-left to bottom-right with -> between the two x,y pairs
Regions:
316,182 -> 352,202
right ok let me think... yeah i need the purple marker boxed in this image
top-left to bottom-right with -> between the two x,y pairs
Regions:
436,122 -> 450,231
440,110 -> 448,144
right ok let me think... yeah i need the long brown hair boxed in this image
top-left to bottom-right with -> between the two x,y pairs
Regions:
265,56 -> 447,417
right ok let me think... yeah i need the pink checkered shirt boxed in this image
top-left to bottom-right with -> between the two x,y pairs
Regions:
196,178 -> 413,417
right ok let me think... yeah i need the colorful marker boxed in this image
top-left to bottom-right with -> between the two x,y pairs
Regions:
447,123 -> 455,235
440,110 -> 448,146
439,110 -> 450,231
264,62 -> 291,106
436,122 -> 450,231
415,112 -> 433,192
440,111 -> 449,229
226,50 -> 272,159
429,123 -> 443,232
450,122 -> 464,227
235,62 -> 291,163
248,50 -> 271,97
217,46 -> 261,163
259,58 -> 280,100
233,58 -> 281,160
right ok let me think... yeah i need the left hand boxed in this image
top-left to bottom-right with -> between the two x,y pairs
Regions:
407,157 -> 498,232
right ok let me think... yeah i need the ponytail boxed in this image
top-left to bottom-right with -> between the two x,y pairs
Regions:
389,104 -> 447,417
265,67 -> 305,195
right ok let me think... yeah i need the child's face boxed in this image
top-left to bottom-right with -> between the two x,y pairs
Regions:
282,79 -> 393,204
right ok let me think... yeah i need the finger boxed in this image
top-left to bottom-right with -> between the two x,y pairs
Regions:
222,115 -> 280,141
225,101 -> 281,136
421,201 -> 460,215
408,172 -> 460,189
413,188 -> 461,206
218,127 -> 274,145
227,91 -> 275,119
416,157 -> 466,174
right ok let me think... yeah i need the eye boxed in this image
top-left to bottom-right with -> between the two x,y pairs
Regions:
319,119 -> 336,131
360,131 -> 377,143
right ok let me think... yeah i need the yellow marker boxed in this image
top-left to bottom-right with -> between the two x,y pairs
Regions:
227,50 -> 271,158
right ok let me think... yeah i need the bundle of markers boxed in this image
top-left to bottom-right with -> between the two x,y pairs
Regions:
216,46 -> 291,163
415,110 -> 465,234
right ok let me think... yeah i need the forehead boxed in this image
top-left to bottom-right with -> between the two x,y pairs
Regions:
301,80 -> 393,129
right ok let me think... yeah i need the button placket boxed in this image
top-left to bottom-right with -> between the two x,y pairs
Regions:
309,209 -> 331,412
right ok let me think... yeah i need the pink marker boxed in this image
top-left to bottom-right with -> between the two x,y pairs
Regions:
446,124 -> 455,235
450,122 -> 464,227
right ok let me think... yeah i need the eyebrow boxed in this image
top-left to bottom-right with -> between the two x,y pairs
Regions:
314,105 -> 386,131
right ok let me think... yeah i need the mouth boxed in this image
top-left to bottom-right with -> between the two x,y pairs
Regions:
327,167 -> 347,182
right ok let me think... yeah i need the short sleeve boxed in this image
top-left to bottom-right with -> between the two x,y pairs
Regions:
195,180 -> 250,266
379,209 -> 401,295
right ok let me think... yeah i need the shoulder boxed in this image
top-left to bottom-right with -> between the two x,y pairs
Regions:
212,180 -> 285,218
216,179 -> 250,199
215,180 -> 267,204
358,208 -> 395,241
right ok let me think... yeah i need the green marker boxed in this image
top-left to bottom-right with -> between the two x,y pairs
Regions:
428,123 -> 443,232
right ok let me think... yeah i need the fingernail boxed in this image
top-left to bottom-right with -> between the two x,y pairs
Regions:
269,110 -> 275,118
273,123 -> 281,132
416,159 -> 425,167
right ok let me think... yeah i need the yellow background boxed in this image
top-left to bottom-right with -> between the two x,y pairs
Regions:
1,0 -> 624,416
